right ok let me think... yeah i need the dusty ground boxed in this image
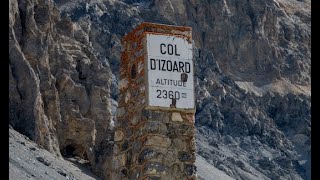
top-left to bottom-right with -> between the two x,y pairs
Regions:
9,127 -> 101,180
196,155 -> 234,180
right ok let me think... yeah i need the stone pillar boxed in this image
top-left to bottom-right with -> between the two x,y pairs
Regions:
112,22 -> 196,180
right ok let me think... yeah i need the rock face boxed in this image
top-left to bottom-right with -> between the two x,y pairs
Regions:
9,0 -> 114,178
9,0 -> 311,179
9,127 -> 101,180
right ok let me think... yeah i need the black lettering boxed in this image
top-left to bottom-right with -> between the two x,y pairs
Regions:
185,62 -> 191,73
173,61 -> 179,72
175,45 -> 180,56
150,59 -> 156,70
156,79 -> 160,84
161,60 -> 166,71
175,91 -> 180,100
163,90 -> 168,99
160,44 -> 166,54
156,90 -> 161,98
167,60 -> 172,71
173,80 -> 177,86
179,62 -> 185,72
169,91 -> 174,99
150,59 -> 191,73
157,59 -> 161,70
168,44 -> 173,55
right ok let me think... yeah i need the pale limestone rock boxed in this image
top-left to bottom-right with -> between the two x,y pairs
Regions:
171,112 -> 183,122
114,129 -> 125,142
113,153 -> 126,168
145,135 -> 172,148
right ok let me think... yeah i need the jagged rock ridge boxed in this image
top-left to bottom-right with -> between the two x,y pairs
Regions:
9,0 -> 311,179
9,0 -> 114,178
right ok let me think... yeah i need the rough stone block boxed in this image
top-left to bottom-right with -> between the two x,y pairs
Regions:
126,128 -> 133,138
130,168 -> 141,180
162,150 -> 177,165
121,140 -> 129,151
138,60 -> 144,74
175,124 -> 195,136
117,107 -> 126,118
171,138 -> 186,151
145,135 -> 171,148
183,113 -> 195,124
131,88 -> 140,98
136,97 -> 146,108
178,151 -> 196,162
136,76 -> 144,85
119,167 -> 128,178
138,148 -> 160,164
189,137 -> 196,151
171,137 -> 195,152
172,112 -> 183,122
113,143 -> 121,154
141,109 -> 151,118
113,153 -> 126,168
132,141 -> 142,153
119,78 -> 128,90
125,92 -> 131,104
142,176 -> 161,180
158,123 -> 168,135
167,123 -> 194,137
167,123 -> 177,138
143,162 -> 167,175
130,113 -> 141,126
114,129 -> 125,142
184,164 -> 197,176
142,110 -> 169,123
143,121 -> 160,134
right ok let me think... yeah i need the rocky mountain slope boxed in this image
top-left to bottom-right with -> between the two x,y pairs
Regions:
10,127 -> 234,180
9,0 -> 310,179
9,127 -> 101,180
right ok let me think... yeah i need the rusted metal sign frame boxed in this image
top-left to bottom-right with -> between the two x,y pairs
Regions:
142,31 -> 196,113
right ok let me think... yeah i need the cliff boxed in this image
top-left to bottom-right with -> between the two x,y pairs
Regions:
9,0 -> 310,179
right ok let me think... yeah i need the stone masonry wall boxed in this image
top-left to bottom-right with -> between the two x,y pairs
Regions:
112,23 -> 197,180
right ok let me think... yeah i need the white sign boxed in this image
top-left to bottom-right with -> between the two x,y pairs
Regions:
146,33 -> 194,109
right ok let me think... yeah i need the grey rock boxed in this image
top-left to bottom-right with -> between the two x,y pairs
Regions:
138,148 -> 160,164
185,164 -> 197,176
9,128 -> 101,180
9,0 -> 310,179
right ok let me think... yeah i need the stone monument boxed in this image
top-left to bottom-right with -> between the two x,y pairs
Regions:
112,22 -> 196,180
